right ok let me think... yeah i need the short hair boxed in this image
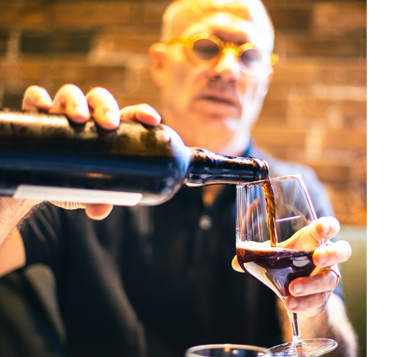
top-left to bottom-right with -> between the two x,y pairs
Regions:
160,0 -> 275,52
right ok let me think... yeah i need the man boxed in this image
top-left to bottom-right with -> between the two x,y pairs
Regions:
0,0 -> 356,356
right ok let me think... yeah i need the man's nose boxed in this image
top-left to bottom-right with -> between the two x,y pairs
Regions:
212,49 -> 242,81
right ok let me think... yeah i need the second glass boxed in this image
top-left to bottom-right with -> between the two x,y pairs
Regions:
185,343 -> 271,356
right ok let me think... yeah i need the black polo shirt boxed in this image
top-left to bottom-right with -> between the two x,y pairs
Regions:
20,146 -> 340,357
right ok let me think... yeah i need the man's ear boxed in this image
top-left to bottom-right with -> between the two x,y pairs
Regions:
149,43 -> 167,87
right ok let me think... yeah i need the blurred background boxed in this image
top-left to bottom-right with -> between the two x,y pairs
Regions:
0,0 -> 366,355
0,0 -> 366,227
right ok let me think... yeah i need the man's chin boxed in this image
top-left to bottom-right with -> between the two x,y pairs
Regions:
194,100 -> 239,119
201,115 -> 239,132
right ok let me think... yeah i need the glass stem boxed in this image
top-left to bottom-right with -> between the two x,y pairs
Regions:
287,310 -> 303,346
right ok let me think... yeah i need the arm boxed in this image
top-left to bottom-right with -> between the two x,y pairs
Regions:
0,199 -> 36,276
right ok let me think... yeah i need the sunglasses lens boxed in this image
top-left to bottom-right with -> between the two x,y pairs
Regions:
241,48 -> 265,71
192,39 -> 220,61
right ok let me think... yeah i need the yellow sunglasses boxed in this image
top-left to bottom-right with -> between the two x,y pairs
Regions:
169,33 -> 279,75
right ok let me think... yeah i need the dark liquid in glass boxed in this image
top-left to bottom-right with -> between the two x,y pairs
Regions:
262,181 -> 277,247
236,246 -> 316,298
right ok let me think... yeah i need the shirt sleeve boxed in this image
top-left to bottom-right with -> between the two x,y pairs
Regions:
19,203 -> 66,273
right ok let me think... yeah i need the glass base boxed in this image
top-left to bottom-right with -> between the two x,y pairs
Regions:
268,339 -> 337,357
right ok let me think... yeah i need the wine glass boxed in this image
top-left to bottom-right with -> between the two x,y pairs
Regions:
185,343 -> 272,356
236,175 -> 337,356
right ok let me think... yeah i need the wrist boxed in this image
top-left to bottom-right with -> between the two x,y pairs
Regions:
0,197 -> 41,242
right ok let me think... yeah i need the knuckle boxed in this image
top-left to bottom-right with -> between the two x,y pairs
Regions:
87,88 -> 119,110
60,83 -> 77,91
320,270 -> 339,291
307,293 -> 326,310
308,271 -> 335,294
138,104 -> 153,111
316,274 -> 328,292
296,294 -> 324,311
312,274 -> 329,293
58,84 -> 84,97
308,221 -> 320,239
25,85 -> 42,94
332,248 -> 341,262
328,271 -> 338,289
22,86 -> 52,110
24,85 -> 44,100
87,87 -> 110,98
54,85 -> 85,104
316,292 -> 328,308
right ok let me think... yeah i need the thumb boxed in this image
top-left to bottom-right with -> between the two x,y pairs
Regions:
231,255 -> 245,273
51,201 -> 113,220
280,217 -> 340,250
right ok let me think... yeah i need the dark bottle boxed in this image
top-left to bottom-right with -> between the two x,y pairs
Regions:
0,110 -> 269,206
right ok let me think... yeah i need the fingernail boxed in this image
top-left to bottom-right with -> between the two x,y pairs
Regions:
293,281 -> 303,294
288,299 -> 298,310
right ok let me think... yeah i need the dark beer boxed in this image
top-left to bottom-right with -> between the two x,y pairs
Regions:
262,181 -> 277,247
236,243 -> 315,298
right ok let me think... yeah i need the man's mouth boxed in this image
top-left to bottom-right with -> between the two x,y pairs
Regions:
200,95 -> 236,106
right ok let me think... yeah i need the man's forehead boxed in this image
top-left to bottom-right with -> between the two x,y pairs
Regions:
183,13 -> 268,48
162,0 -> 274,51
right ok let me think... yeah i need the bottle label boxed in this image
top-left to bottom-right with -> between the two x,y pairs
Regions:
13,185 -> 143,206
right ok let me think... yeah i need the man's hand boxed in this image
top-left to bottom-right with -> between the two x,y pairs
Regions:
21,84 -> 161,220
232,217 -> 351,314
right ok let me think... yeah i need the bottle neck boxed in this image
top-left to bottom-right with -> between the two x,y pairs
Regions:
184,147 -> 269,187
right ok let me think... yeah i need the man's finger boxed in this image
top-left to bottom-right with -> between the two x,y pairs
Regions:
85,204 -> 114,220
120,104 -> 161,126
51,202 -> 114,220
281,217 -> 340,250
231,255 -> 245,273
22,85 -> 53,112
313,240 -> 352,267
289,269 -> 340,297
86,87 -> 120,130
285,292 -> 328,313
49,84 -> 90,123
313,216 -> 341,242
301,216 -> 340,244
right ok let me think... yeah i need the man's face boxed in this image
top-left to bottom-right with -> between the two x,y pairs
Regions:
151,2 -> 274,154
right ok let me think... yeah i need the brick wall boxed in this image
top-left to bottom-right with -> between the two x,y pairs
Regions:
0,0 -> 366,226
